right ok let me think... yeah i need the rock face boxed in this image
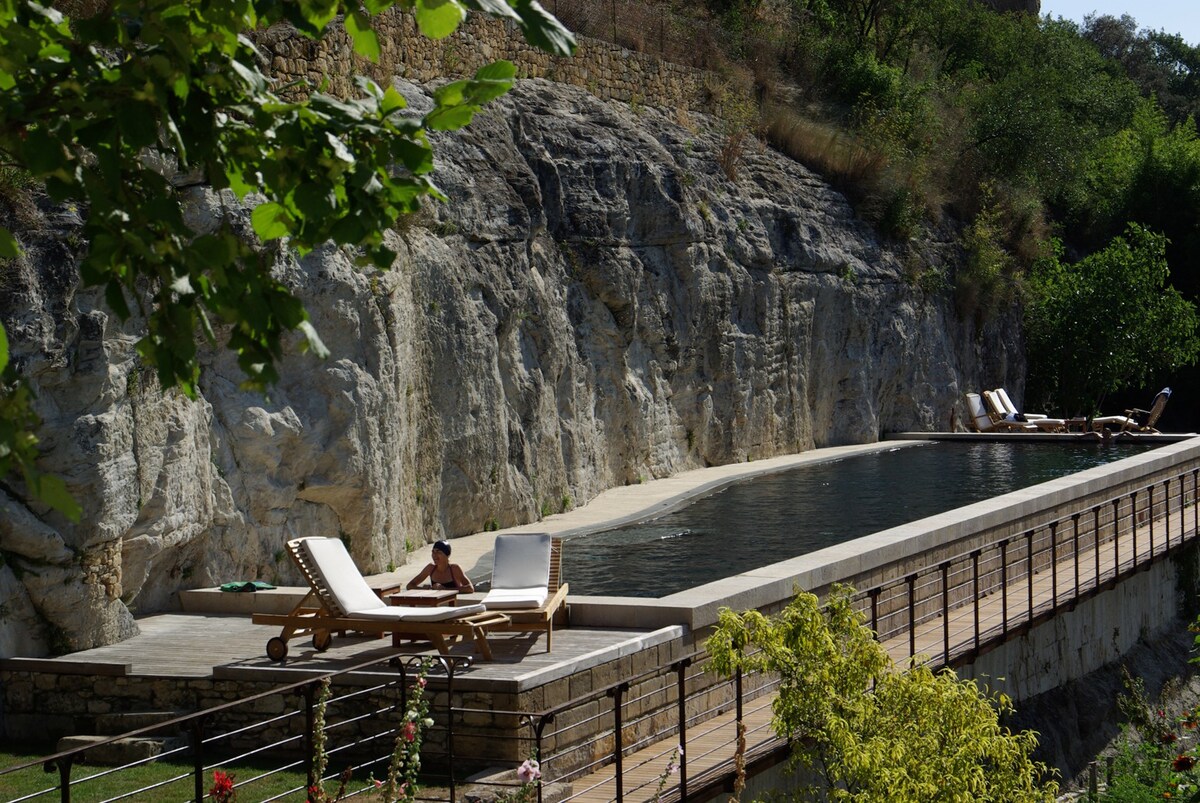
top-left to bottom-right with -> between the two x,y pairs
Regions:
0,79 -> 1020,654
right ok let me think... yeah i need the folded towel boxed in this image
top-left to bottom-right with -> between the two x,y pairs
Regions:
219,581 -> 276,592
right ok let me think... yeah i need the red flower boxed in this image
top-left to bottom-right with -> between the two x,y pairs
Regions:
209,770 -> 236,802
1162,732 -> 1179,744
1173,754 -> 1197,772
402,721 -> 418,742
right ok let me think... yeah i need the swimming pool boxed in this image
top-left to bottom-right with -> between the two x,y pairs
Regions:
562,441 -> 1157,597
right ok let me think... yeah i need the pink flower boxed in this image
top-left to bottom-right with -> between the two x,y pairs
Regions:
517,759 -> 541,783
402,721 -> 418,742
418,677 -> 427,688
374,779 -> 384,788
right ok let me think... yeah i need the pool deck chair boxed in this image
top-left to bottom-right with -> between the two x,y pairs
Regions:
985,389 -> 1068,432
1120,387 -> 1172,433
252,538 -> 510,662
964,392 -> 1038,433
482,534 -> 569,652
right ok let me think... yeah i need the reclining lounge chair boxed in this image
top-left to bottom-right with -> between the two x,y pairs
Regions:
985,389 -> 1068,432
964,392 -> 1038,433
481,534 -> 569,652
252,537 -> 510,661
1119,387 -> 1172,433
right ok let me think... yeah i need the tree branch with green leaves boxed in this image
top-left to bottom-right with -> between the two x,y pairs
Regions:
705,585 -> 1059,801
0,0 -> 574,518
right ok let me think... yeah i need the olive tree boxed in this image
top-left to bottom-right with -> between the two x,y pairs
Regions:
1025,224 -> 1200,417
0,0 -> 574,516
705,586 -> 1058,802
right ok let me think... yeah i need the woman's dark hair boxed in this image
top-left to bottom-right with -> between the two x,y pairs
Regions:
433,540 -> 451,557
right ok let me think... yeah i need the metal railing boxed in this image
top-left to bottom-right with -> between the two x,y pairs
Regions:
0,654 -> 474,803
856,466 -> 1200,670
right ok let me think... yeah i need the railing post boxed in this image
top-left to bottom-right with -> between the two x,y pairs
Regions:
1131,492 -> 1139,571
301,682 -> 318,795
443,656 -> 470,803
533,713 -> 556,803
1072,513 -> 1081,599
1112,499 -> 1121,578
906,574 -> 917,660
1000,540 -> 1009,636
1049,521 -> 1059,613
940,561 -> 951,666
1025,529 -> 1034,623
1193,469 -> 1199,537
1094,506 -> 1101,587
676,658 -> 692,801
608,681 -> 630,802
971,550 -> 981,654
869,588 -> 881,639
189,715 -> 207,803
49,754 -> 74,803
1166,479 -> 1172,551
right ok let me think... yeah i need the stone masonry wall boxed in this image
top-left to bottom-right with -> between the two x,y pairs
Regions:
252,9 -> 709,112
0,633 -> 774,781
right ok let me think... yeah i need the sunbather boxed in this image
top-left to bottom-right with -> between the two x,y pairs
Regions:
407,539 -> 475,593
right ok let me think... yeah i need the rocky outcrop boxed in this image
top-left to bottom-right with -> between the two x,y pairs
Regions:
0,78 -> 1019,654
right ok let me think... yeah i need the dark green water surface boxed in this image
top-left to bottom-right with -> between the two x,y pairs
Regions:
563,440 -> 1156,597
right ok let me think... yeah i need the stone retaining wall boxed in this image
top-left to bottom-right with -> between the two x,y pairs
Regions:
252,9 -> 711,113
0,631 -> 769,781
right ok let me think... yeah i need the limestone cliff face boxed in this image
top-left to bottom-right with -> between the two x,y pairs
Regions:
0,79 -> 1019,654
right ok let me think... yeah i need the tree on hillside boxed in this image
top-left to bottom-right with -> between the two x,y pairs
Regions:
705,586 -> 1059,802
1081,13 -> 1200,128
1024,224 -> 1200,417
0,0 -> 575,516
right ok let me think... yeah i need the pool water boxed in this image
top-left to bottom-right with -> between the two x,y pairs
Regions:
563,441 -> 1156,597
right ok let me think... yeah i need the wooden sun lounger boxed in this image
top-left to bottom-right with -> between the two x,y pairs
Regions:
481,534 -> 569,651
251,538 -> 509,662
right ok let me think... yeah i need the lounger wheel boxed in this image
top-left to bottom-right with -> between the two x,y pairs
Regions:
266,637 -> 289,662
312,631 -> 333,652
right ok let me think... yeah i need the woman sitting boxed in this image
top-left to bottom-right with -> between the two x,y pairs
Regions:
407,540 -> 474,593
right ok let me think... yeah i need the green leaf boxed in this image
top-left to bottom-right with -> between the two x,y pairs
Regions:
425,105 -> 476,131
251,202 -> 292,241
414,0 -> 466,39
345,11 -> 381,61
381,85 -> 409,114
0,227 -> 20,259
0,321 -> 8,375
510,0 -> 576,56
459,0 -> 521,23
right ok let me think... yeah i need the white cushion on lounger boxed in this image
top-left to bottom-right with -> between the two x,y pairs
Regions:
349,604 -> 486,621
300,538 -> 486,619
302,538 -> 387,615
482,587 -> 548,610
482,534 -> 552,611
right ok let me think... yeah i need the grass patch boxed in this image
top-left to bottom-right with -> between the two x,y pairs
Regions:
0,744 -> 325,802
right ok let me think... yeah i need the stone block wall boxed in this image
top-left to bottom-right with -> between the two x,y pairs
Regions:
0,632 -> 774,783
251,9 -> 710,113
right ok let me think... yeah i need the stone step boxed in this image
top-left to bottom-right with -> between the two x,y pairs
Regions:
55,734 -> 188,766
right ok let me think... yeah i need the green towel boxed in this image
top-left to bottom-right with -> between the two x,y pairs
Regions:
219,580 -> 276,592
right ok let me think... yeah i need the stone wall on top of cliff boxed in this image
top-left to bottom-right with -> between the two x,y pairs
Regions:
0,78 -> 1020,655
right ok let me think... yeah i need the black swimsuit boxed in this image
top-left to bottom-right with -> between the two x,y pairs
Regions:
429,572 -> 459,589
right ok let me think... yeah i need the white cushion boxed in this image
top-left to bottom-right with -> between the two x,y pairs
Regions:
348,603 -> 487,621
300,538 -> 387,616
490,534 -> 551,590
483,586 -> 548,610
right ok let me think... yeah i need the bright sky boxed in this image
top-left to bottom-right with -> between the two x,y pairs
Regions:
1039,0 -> 1200,46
